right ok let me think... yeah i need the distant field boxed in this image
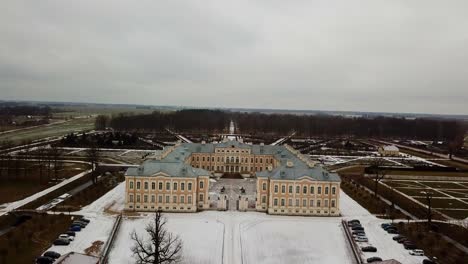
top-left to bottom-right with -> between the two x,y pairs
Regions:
0,117 -> 94,144
52,106 -> 156,118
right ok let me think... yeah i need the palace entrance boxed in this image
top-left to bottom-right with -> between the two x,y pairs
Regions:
209,178 -> 256,211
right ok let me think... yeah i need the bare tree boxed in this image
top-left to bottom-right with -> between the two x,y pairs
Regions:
50,145 -> 63,181
369,158 -> 387,197
85,145 -> 100,184
36,146 -> 46,183
421,190 -> 434,225
131,211 -> 182,264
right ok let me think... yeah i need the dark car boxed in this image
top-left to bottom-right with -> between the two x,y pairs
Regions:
36,256 -> 55,264
80,217 -> 91,223
43,251 -> 61,259
397,237 -> 408,243
352,231 -> 366,236
348,219 -> 360,225
361,246 -> 377,252
72,221 -> 87,228
65,231 -> 76,237
367,257 -> 383,263
392,235 -> 405,241
422,259 -> 436,264
404,243 -> 417,250
352,226 -> 365,231
383,225 -> 396,231
387,229 -> 399,234
69,225 -> 81,232
381,223 -> 391,228
53,238 -> 70,246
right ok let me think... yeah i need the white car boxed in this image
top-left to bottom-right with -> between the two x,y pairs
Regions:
355,236 -> 368,242
59,234 -> 74,241
409,249 -> 424,256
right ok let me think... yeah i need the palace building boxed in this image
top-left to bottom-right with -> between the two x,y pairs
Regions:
124,140 -> 341,216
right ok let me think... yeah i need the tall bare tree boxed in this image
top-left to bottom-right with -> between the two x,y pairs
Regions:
85,145 -> 100,184
131,211 -> 182,264
369,158 -> 387,197
49,145 -> 63,181
421,190 -> 434,225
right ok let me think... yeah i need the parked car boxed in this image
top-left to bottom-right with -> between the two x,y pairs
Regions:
76,219 -> 89,225
36,256 -> 55,264
69,225 -> 81,232
53,238 -> 70,246
355,236 -> 368,242
352,226 -> 365,231
392,235 -> 405,241
72,221 -> 87,228
397,237 -> 408,243
404,243 -> 417,250
387,229 -> 399,234
80,217 -> 91,223
422,259 -> 436,264
43,251 -> 61,259
410,249 -> 425,256
353,232 -> 366,237
367,257 -> 383,263
383,225 -> 396,231
59,234 -> 74,241
361,246 -> 377,252
348,219 -> 360,225
65,231 -> 76,237
381,223 -> 391,228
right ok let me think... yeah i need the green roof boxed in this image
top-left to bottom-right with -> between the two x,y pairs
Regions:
125,140 -> 341,182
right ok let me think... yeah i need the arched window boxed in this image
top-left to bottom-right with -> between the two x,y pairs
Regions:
262,182 -> 267,191
303,186 -> 307,194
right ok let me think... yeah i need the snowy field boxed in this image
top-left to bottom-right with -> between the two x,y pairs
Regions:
43,182 -> 427,264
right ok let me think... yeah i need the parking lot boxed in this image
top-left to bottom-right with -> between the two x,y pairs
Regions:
382,179 -> 468,219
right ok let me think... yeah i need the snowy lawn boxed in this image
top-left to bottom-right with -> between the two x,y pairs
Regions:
109,214 -> 224,264
109,212 -> 352,264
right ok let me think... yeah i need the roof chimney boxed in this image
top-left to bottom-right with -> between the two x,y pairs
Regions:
286,160 -> 294,167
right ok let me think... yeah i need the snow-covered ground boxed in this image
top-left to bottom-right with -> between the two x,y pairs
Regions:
41,181 -> 427,264
110,214 -> 224,264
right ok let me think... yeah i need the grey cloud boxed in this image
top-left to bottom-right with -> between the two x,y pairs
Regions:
1,0 -> 468,114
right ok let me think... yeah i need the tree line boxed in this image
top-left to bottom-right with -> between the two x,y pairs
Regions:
104,109 -> 466,142
0,105 -> 52,116
107,109 -> 229,133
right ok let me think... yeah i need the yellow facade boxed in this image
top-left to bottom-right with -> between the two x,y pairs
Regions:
125,174 -> 210,212
256,178 -> 340,216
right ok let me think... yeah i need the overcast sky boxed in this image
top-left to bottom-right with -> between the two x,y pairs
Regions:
1,1 -> 468,114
